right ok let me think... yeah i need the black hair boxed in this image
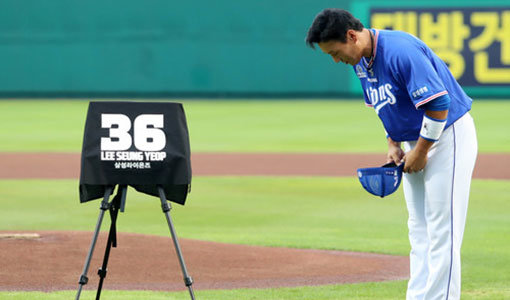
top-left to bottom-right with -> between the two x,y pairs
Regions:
305,8 -> 364,48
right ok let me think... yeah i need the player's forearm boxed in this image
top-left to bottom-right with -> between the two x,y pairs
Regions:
387,136 -> 401,148
386,136 -> 405,164
425,109 -> 448,122
413,137 -> 434,155
414,109 -> 449,155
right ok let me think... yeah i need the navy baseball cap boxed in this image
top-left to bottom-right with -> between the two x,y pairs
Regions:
357,162 -> 404,198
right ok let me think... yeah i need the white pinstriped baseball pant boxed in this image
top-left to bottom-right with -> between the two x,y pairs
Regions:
403,112 -> 477,300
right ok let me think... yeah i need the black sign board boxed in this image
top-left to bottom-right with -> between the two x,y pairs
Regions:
79,101 -> 191,204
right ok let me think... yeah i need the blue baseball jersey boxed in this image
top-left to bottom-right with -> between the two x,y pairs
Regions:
354,29 -> 472,142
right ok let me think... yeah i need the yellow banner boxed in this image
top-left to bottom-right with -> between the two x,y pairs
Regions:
371,8 -> 510,86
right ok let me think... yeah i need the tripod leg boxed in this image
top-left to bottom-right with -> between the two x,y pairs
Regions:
75,186 -> 113,300
96,185 -> 125,300
157,187 -> 196,300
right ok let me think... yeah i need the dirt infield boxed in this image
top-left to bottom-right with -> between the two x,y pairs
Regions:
0,231 -> 409,291
0,152 -> 508,179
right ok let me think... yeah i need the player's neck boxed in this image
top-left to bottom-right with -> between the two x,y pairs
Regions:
362,28 -> 374,59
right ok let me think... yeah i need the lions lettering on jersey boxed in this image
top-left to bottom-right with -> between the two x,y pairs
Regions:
365,83 -> 396,114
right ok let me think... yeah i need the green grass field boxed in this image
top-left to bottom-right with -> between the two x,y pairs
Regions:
0,99 -> 509,152
0,99 -> 509,299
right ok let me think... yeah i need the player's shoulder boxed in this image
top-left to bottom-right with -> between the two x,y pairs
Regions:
377,29 -> 425,54
376,29 -> 429,65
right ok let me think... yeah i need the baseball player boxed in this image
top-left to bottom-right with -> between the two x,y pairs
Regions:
306,9 -> 477,300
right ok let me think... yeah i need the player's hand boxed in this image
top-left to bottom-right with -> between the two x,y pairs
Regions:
403,148 -> 428,173
387,143 -> 405,165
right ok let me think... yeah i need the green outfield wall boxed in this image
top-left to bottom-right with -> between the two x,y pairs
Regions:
0,0 -> 508,98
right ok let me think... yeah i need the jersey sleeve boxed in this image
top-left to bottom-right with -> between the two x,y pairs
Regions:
391,46 -> 448,109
